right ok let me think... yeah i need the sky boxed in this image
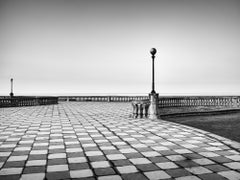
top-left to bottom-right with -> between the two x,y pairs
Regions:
0,0 -> 240,96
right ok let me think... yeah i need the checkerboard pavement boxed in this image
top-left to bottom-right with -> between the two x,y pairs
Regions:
0,102 -> 240,180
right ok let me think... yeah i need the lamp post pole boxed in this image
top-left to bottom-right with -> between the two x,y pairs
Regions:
150,48 -> 157,94
148,48 -> 159,119
10,78 -> 14,98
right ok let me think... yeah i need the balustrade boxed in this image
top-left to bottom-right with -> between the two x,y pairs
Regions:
0,97 -> 58,108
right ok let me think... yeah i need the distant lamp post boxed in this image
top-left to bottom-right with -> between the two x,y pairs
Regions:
148,48 -> 159,119
10,78 -> 14,98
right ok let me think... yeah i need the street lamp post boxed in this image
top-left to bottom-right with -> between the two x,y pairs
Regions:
148,48 -> 159,119
150,48 -> 157,94
10,78 -> 14,98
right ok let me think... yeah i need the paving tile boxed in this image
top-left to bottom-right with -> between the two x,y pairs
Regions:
46,171 -> 70,180
156,162 -> 178,169
98,175 -> 122,180
0,168 -> 23,175
144,170 -> 171,180
185,166 -> 212,175
26,160 -> 46,166
48,153 -> 66,159
121,172 -> 148,180
166,168 -> 192,178
68,157 -> 87,163
70,169 -> 93,178
106,154 -> 126,160
129,158 -> 151,165
23,166 -> 46,174
94,167 -> 116,176
175,176 -> 201,180
166,155 -> 186,161
224,162 -> 240,170
20,173 -> 45,180
192,158 -> 215,165
198,173 -> 227,180
91,161 -> 110,168
117,165 -> 138,174
7,155 -> 28,162
47,164 -> 69,172
136,163 -> 159,172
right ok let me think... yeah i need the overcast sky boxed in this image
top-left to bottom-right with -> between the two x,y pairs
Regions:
1,0 -> 240,96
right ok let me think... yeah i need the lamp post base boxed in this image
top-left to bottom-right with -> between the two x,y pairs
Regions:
148,92 -> 160,119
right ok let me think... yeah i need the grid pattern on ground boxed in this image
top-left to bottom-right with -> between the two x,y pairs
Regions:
0,102 -> 240,180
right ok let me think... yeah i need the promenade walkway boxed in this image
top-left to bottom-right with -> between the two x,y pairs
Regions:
0,102 -> 240,180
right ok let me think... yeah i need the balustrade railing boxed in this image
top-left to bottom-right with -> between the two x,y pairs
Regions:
158,96 -> 240,108
0,96 -> 58,108
58,96 -> 148,102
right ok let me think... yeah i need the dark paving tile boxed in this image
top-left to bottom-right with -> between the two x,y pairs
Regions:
166,168 -> 192,178
69,163 -> 90,170
148,156 -> 170,163
88,156 -> 107,162
3,161 -> 25,168
175,160 -> 199,168
46,171 -> 70,180
48,158 -> 68,165
0,175 -> 21,180
136,163 -> 160,172
23,166 -> 46,174
94,167 -> 116,176
112,159 -> 132,166
199,173 -> 228,180
122,173 -> 148,180
204,164 -> 230,172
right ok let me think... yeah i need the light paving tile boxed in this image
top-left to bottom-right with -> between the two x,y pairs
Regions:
166,155 -> 186,161
156,162 -> 178,169
98,175 -> 122,180
106,154 -> 126,160
144,170 -> 171,180
66,148 -> 83,153
204,146 -> 222,151
70,169 -> 93,178
49,145 -> 64,149
8,155 -> 28,162
119,148 -> 137,154
129,158 -> 151,165
152,146 -> 169,151
68,157 -> 87,163
0,168 -> 23,175
199,152 -> 220,157
185,166 -> 212,175
192,158 -> 215,165
20,173 -> 45,180
218,170 -> 240,180
226,155 -> 240,161
48,153 -> 66,159
86,151 -> 103,156
174,149 -> 192,154
224,162 -> 240,170
14,146 -> 31,151
100,146 -> 116,150
91,161 -> 110,168
131,144 -> 148,148
117,165 -> 138,174
175,176 -> 201,180
47,164 -> 69,172
26,160 -> 46,166
141,151 -> 161,157
30,150 -> 48,155
0,152 -> 11,157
